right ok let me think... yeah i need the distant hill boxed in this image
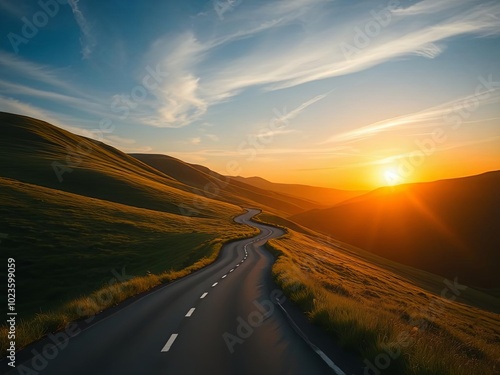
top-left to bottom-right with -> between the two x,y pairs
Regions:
131,154 -> 322,215
230,176 -> 364,207
290,172 -> 500,288
0,112 -> 316,217
0,112 -> 256,316
0,112 -> 240,218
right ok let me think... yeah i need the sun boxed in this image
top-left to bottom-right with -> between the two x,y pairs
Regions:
382,167 -> 402,186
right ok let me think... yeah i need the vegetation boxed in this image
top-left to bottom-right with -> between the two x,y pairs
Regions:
290,171 -> 500,288
264,226 -> 500,375
2,113 -> 498,374
0,177 -> 256,353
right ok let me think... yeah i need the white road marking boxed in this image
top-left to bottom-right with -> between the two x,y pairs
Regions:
230,269 -> 234,272
185,308 -> 195,317
200,292 -> 208,299
274,299 -> 346,375
212,282 -> 218,287
161,334 -> 178,352
222,274 -> 227,279
236,264 -> 239,267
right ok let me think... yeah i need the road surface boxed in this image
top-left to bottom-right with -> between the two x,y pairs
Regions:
6,209 -> 363,375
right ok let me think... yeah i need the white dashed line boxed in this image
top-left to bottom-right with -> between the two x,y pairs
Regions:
230,269 -> 234,272
222,274 -> 227,279
236,264 -> 239,267
212,282 -> 218,287
185,308 -> 195,317
161,334 -> 178,352
200,292 -> 208,299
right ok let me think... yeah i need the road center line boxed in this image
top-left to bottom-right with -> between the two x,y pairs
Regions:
200,292 -> 208,299
161,334 -> 178,352
222,274 -> 227,279
212,282 -> 218,287
185,308 -> 195,317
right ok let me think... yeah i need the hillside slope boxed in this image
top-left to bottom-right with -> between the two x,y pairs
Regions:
0,177 -> 254,317
0,112 -> 243,218
231,176 -> 364,206
0,112 -> 259,317
291,171 -> 500,287
131,154 -> 321,215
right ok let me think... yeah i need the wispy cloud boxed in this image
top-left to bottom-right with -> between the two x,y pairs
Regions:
0,95 -> 98,138
0,52 -> 84,95
139,0 -> 500,128
393,0 -> 475,16
0,79 -> 109,117
189,137 -> 202,145
322,87 -> 500,144
169,145 -> 354,162
68,0 -> 96,59
205,133 -> 219,142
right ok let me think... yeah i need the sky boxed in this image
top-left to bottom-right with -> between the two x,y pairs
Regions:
0,0 -> 499,190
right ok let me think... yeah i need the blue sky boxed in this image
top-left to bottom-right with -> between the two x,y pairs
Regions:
1,0 -> 499,189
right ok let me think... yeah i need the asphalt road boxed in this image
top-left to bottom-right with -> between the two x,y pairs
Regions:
6,209 -> 363,375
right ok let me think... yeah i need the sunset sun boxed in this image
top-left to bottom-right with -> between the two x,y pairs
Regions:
383,167 -> 402,186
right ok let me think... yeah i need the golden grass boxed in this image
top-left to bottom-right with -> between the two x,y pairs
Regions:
0,234 -> 254,354
265,229 -> 500,375
0,177 -> 257,355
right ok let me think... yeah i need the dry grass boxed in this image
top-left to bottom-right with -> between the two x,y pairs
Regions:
265,228 -> 500,375
0,235 -> 254,354
0,177 -> 256,355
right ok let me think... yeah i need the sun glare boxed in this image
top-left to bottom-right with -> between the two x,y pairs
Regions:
383,168 -> 402,186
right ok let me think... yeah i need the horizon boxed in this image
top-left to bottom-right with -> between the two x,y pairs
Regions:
1,0 -> 500,190
231,167 -> 500,191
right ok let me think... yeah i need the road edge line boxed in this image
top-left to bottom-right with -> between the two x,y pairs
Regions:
274,298 -> 346,375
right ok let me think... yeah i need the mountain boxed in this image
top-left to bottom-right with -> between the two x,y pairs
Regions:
0,112 -> 257,315
130,154 -> 322,215
290,172 -> 500,288
0,112 -> 316,218
231,176 -> 364,207
0,112 -> 240,218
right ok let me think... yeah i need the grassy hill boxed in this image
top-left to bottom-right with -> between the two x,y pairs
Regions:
0,177 -> 253,317
0,112 -> 256,341
290,171 -> 500,288
264,226 -> 500,375
130,154 -> 322,216
231,175 -> 365,207
0,112 -> 241,219
2,111 -> 498,373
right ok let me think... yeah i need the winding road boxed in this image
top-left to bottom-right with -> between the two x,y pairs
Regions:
7,209 -> 363,375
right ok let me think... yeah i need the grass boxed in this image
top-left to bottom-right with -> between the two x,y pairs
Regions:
0,177 -> 257,354
263,223 -> 500,375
